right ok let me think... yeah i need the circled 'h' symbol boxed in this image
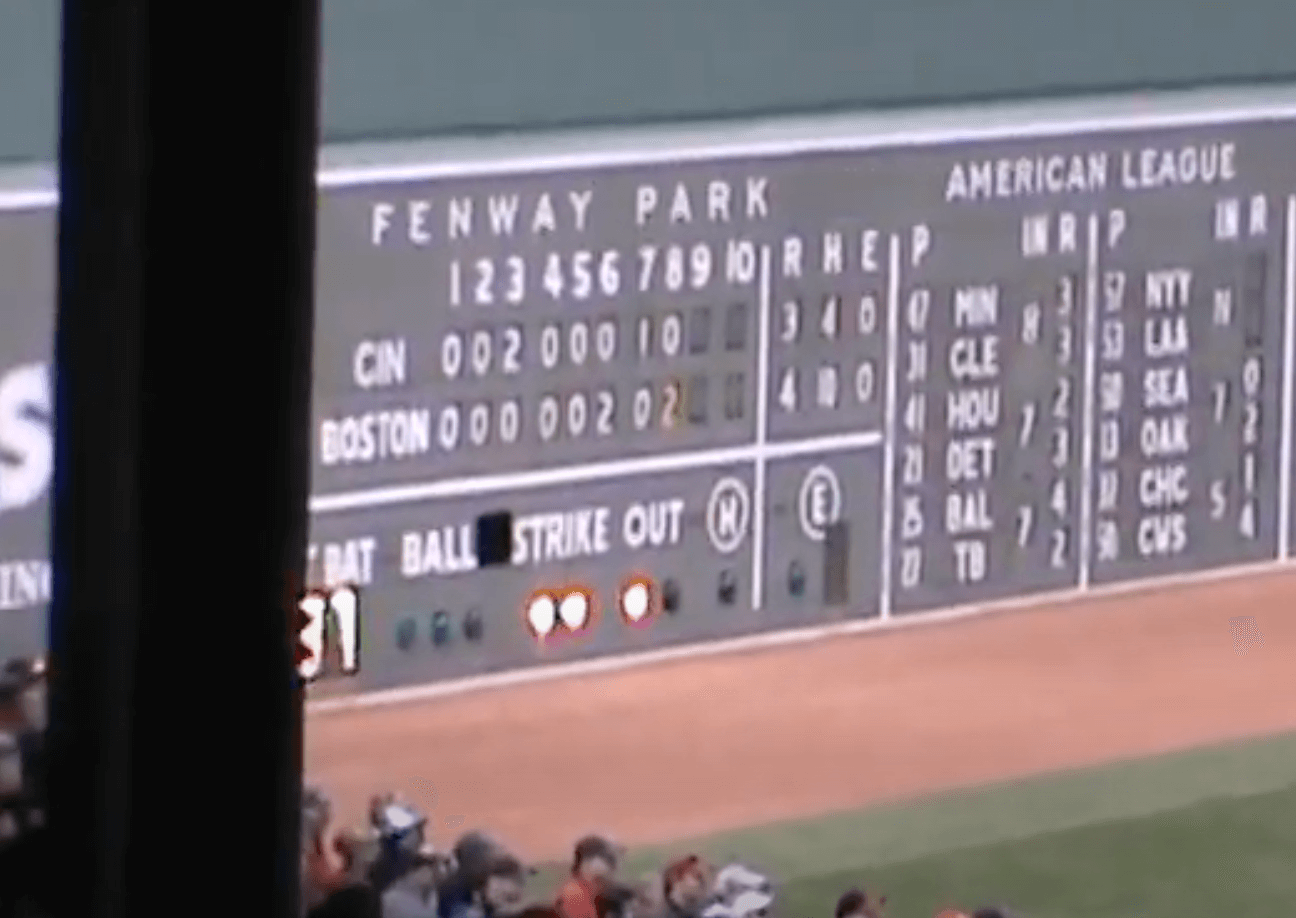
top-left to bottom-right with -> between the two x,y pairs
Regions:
706,476 -> 751,554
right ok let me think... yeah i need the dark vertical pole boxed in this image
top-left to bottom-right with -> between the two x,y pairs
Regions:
48,0 -> 142,910
52,1 -> 320,915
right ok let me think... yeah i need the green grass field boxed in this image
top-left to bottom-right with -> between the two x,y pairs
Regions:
531,732 -> 1296,918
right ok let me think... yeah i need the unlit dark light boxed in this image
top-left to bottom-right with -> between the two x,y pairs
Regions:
431,610 -> 451,646
715,571 -> 734,606
395,609 -> 481,652
664,577 -> 683,612
463,608 -> 484,641
788,561 -> 806,597
395,617 -> 416,651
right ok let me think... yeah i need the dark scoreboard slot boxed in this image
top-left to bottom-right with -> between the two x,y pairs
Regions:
1243,250 -> 1268,348
475,511 -> 513,568
822,522 -> 849,606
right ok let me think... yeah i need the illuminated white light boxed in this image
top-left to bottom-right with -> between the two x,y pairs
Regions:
526,594 -> 557,637
621,582 -> 650,622
558,591 -> 589,630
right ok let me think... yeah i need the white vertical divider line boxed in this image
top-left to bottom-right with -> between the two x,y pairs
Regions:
750,245 -> 774,610
1078,213 -> 1101,589
878,234 -> 902,620
1278,195 -> 1296,560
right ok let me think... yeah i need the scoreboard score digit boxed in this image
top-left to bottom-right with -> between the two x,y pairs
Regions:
295,584 -> 361,682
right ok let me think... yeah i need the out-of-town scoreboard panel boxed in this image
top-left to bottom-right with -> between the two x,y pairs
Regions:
3,90 -> 1296,692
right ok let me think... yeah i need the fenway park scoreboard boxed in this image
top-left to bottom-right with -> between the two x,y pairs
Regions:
4,89 -> 1296,692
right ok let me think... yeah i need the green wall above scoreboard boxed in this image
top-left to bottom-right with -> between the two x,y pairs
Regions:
4,0 -> 1296,164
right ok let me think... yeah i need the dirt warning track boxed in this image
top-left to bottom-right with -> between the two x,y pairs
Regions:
306,569 -> 1296,861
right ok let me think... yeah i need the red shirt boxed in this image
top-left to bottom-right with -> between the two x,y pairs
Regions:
556,874 -> 600,918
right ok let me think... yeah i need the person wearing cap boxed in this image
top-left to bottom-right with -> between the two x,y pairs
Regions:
556,835 -> 622,918
437,831 -> 511,918
368,798 -> 432,893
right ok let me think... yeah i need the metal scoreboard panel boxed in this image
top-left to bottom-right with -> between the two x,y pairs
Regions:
3,90 -> 1296,686
0,198 -> 55,662
306,103 -> 1296,694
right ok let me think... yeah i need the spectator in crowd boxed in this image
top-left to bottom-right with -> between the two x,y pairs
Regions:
300,780 -> 1039,918
594,874 -> 658,918
0,730 -> 31,918
556,836 -> 623,918
0,659 -> 50,918
706,864 -> 773,918
467,852 -> 530,918
701,863 -> 774,918
592,885 -> 633,918
834,888 -> 887,918
303,787 -> 345,910
438,831 -> 520,918
653,855 -> 712,918
8,659 -> 45,731
381,852 -> 455,918
453,832 -> 504,878
0,733 -> 20,804
368,796 -> 436,894
0,659 -> 45,836
365,800 -> 456,918
302,788 -> 383,918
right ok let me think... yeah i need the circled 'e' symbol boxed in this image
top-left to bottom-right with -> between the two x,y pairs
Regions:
798,465 -> 842,542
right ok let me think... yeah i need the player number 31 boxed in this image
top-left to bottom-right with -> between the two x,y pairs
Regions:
296,585 -> 361,682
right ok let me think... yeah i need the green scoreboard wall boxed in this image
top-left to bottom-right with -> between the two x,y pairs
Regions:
2,0 -> 1296,162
